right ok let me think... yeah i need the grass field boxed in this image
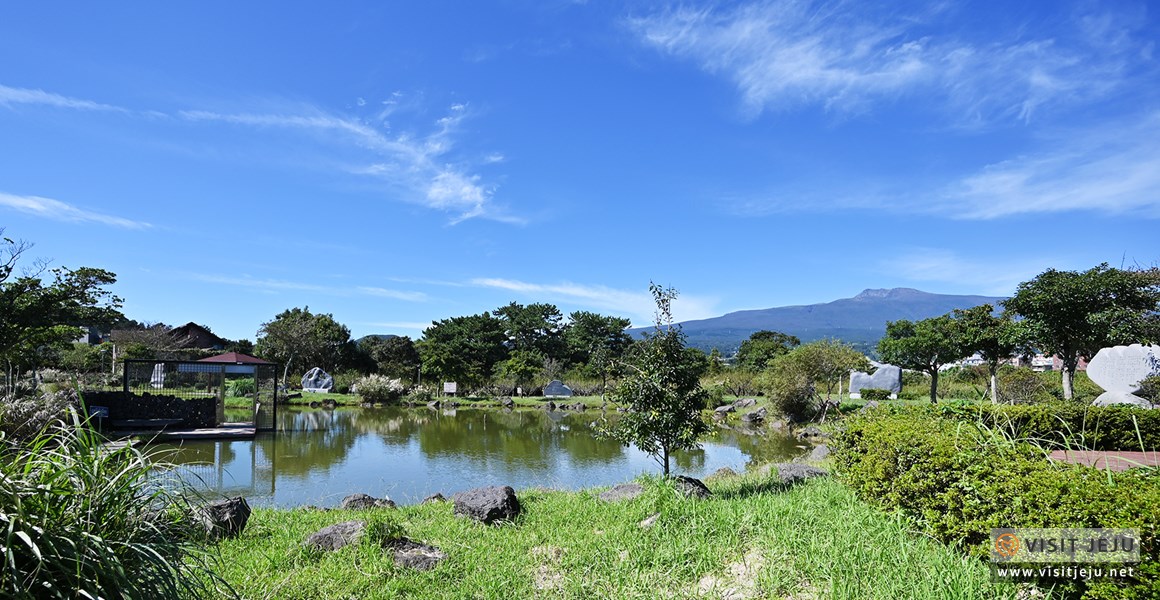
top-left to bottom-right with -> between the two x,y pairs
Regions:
210,470 -> 1028,599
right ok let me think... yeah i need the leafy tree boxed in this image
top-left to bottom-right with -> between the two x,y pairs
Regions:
755,339 -> 869,422
790,338 -> 870,406
878,315 -> 963,403
952,304 -> 1026,403
255,307 -> 354,386
494,302 -> 566,361
735,330 -> 800,371
565,310 -> 633,378
706,347 -> 725,376
416,312 -> 508,392
0,231 -> 122,392
496,349 -> 545,395
1003,264 -> 1160,400
603,284 -> 709,476
109,322 -> 188,360
359,335 -> 420,383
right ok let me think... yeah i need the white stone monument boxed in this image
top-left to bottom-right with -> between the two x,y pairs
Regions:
301,367 -> 334,393
1086,344 -> 1158,408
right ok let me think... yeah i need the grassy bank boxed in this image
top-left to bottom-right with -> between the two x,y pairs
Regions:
212,472 -> 1021,599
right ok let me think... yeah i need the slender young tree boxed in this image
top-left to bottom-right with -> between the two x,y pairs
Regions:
603,284 -> 709,476
953,305 -> 1025,403
878,315 -> 963,403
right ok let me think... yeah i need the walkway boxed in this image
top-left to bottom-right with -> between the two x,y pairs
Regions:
1049,450 -> 1160,472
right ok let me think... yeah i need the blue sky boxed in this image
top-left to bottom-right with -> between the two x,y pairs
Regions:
2,1 -> 1157,342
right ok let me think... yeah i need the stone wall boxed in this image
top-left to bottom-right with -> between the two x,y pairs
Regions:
83,391 -> 217,428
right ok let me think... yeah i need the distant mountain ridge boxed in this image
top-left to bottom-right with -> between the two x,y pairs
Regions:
637,288 -> 1005,355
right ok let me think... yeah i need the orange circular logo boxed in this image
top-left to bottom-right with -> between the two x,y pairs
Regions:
995,533 -> 1021,558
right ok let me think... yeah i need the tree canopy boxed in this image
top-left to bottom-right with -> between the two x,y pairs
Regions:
878,315 -> 962,403
1003,264 -> 1160,399
255,307 -> 354,385
734,330 -> 800,371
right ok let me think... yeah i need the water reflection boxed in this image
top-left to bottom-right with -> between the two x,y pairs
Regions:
156,406 -> 802,508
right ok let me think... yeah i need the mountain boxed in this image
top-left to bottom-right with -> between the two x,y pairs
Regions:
635,288 -> 1004,356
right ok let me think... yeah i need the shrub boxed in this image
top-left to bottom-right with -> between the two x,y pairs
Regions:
332,370 -> 362,395
0,409 -> 226,598
225,378 -> 256,398
833,411 -> 1159,599
997,367 -> 1052,404
0,389 -> 78,447
354,374 -> 404,404
968,402 -> 1160,451
404,387 -> 434,404
755,366 -> 815,422
860,388 -> 892,402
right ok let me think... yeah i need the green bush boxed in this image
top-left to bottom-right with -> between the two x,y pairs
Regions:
860,388 -> 892,402
226,378 -> 256,398
956,402 -> 1160,451
755,366 -> 815,422
833,411 -> 1159,599
404,387 -> 434,404
353,374 -> 404,404
332,370 -> 363,395
0,409 -> 225,598
0,389 -> 78,447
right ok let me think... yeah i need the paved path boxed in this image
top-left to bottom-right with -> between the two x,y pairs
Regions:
1050,450 -> 1159,471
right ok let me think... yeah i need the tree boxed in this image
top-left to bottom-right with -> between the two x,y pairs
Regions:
1003,264 -> 1160,400
603,284 -> 709,476
735,330 -> 800,371
496,349 -> 544,395
494,302 -> 567,362
878,315 -> 963,403
416,312 -> 508,391
359,335 -> 420,383
755,339 -> 869,422
953,305 -> 1026,403
1,231 -> 122,392
255,307 -> 353,386
564,310 -> 633,394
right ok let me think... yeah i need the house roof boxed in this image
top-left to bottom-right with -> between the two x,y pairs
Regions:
197,352 -> 273,365
170,322 -> 228,349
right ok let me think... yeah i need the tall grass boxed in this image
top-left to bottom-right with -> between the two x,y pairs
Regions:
0,408 -> 229,599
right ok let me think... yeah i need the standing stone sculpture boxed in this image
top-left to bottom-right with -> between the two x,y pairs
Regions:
301,367 -> 334,393
849,363 -> 902,399
543,380 -> 573,398
1087,344 -> 1159,409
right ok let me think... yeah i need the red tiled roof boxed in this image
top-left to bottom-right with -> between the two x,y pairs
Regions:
197,352 -> 273,365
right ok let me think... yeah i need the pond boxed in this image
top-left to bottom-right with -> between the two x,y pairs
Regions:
154,406 -> 805,508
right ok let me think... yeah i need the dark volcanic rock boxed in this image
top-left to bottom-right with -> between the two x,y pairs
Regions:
808,444 -> 831,461
341,493 -> 396,510
452,485 -> 521,524
714,404 -> 735,415
198,496 -> 251,540
769,463 -> 828,485
422,493 -> 446,504
741,407 -> 767,424
672,475 -> 712,499
306,520 -> 366,551
388,537 -> 448,571
732,398 -> 757,409
598,483 -> 644,502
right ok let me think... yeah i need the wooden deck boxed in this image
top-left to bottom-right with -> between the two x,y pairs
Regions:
112,422 -> 257,442
1050,450 -> 1160,471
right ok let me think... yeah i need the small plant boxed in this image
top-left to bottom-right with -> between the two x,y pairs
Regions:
859,388 -> 892,402
354,374 -> 405,404
0,407 -> 228,598
404,387 -> 434,404
226,378 -> 257,398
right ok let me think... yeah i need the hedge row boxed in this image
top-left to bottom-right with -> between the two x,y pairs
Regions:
833,412 -> 1160,599
957,402 -> 1159,451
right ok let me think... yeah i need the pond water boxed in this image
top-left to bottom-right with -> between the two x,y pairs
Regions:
154,406 -> 804,508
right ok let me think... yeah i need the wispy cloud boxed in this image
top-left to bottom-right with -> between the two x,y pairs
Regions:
189,274 -> 426,301
938,113 -> 1160,218
0,84 -> 127,112
880,248 -> 1057,296
628,1 -> 1150,124
362,321 -> 434,332
0,192 -> 152,229
0,82 -> 512,224
470,277 -> 719,325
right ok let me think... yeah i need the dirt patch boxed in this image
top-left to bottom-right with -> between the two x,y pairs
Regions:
697,548 -> 765,599
531,545 -> 566,591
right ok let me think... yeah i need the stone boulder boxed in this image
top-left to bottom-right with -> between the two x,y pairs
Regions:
768,463 -> 828,485
598,483 -> 644,503
672,475 -> 712,499
808,444 -> 831,461
306,520 -> 366,551
860,400 -> 880,412
713,404 -> 735,416
741,407 -> 767,424
388,538 -> 448,571
501,397 -> 514,408
706,467 -> 738,480
422,493 -> 446,504
639,513 -> 660,529
452,485 -> 521,524
341,493 -> 396,510
795,426 -> 829,440
733,398 -> 757,409
427,400 -> 441,410
198,496 -> 251,540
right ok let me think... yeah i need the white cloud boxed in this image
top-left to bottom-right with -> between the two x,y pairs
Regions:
0,192 -> 152,229
356,286 -> 428,302
629,1 -> 1149,124
189,274 -> 426,301
0,84 -> 126,112
470,277 -> 719,326
880,248 -> 1055,296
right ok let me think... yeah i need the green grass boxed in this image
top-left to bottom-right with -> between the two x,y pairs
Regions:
211,472 -> 1027,599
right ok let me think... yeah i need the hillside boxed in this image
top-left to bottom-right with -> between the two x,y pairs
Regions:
638,288 -> 1003,355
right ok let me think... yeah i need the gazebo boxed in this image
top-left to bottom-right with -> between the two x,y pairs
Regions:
197,353 -> 278,430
